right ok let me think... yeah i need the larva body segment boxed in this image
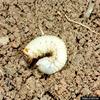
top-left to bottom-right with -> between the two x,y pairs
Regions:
23,35 -> 67,74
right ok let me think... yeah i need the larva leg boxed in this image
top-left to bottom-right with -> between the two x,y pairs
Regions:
23,35 -> 67,74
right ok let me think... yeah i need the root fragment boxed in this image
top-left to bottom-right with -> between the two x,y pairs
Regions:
58,11 -> 98,34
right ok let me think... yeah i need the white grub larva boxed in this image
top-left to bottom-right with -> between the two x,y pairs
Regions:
23,35 -> 67,74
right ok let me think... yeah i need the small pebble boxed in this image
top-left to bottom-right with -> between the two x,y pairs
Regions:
94,90 -> 100,96
0,93 -> 3,100
82,87 -> 91,95
0,36 -> 9,45
11,42 -> 20,48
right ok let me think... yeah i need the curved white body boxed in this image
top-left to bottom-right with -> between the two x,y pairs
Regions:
23,35 -> 67,74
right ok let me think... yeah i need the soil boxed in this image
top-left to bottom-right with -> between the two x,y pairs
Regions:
0,0 -> 100,100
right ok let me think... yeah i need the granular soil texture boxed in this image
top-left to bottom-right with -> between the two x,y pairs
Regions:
0,0 -> 100,100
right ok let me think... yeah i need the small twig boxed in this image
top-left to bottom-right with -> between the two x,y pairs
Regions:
84,0 -> 94,18
58,11 -> 98,34
0,69 -> 4,76
38,24 -> 45,35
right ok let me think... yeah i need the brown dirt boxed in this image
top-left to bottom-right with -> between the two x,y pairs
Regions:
0,0 -> 100,100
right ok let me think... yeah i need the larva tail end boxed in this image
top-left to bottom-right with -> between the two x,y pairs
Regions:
36,58 -> 56,74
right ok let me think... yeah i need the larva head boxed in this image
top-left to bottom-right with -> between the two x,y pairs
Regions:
23,47 -> 34,63
36,57 -> 56,74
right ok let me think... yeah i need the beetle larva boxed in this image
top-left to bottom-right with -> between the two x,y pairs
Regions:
23,35 -> 67,74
